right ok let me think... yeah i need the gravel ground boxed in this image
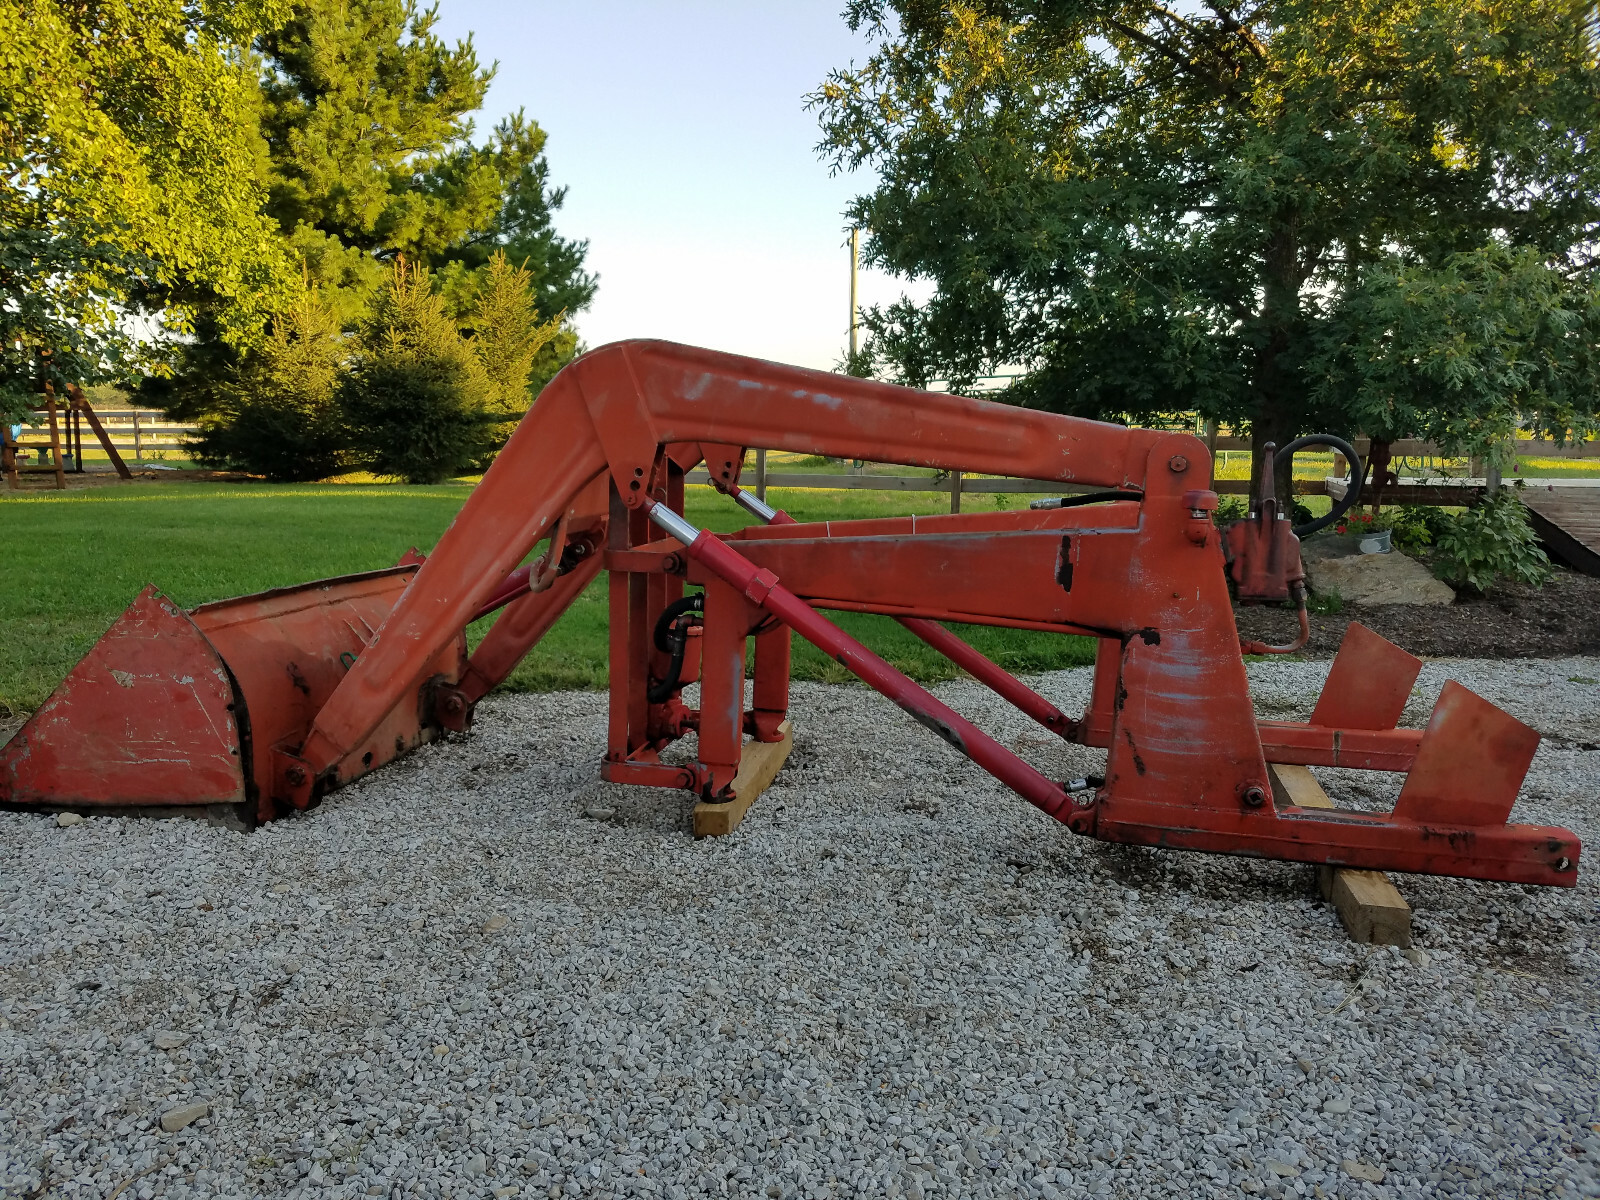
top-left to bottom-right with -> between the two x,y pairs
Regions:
2,658 -> 1598,1200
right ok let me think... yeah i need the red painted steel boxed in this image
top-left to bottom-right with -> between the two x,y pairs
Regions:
0,588 -> 244,809
0,338 -> 1581,888
724,485 -> 1074,736
1394,680 -> 1543,827
656,501 -> 1081,826
1311,622 -> 1423,730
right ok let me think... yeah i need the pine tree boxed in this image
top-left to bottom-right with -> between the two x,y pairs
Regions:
467,252 -> 566,416
192,290 -> 349,482
340,261 -> 494,484
147,0 -> 594,419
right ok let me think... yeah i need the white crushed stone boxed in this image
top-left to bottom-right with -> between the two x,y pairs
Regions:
1,656 -> 1598,1200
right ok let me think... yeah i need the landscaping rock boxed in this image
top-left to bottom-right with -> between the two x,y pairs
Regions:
1307,549 -> 1456,606
159,1102 -> 208,1132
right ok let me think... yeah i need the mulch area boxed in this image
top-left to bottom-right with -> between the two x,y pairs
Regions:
1234,562 -> 1600,659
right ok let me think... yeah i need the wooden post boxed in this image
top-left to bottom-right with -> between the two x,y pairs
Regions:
848,227 -> 861,361
43,385 -> 66,490
133,410 -> 143,465
755,447 -> 767,502
1269,764 -> 1412,947
2,423 -> 17,490
950,469 -> 963,514
67,385 -> 131,479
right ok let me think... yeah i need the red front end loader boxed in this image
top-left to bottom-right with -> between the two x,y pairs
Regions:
0,342 -> 1580,886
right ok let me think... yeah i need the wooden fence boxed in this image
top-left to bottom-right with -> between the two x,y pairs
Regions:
12,409 -> 194,464
15,410 -> 1599,512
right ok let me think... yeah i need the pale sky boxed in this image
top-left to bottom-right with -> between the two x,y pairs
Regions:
429,1 -> 922,372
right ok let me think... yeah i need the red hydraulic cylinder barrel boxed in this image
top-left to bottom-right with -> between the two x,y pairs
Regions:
651,501 -> 1079,826
724,482 -> 1073,736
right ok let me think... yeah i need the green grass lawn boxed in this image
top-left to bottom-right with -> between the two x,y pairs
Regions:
0,481 -> 1095,713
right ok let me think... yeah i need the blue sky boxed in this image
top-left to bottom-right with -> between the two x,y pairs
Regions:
429,1 -> 918,371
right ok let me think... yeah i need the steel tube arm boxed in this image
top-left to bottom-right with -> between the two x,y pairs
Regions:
723,482 -> 1074,736
297,341 -> 1189,780
646,501 -> 1083,828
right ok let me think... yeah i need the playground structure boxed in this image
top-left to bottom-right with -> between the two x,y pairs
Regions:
0,341 -> 1580,887
3,383 -> 133,490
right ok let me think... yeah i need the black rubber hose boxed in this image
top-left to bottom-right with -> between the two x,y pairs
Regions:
652,594 -> 704,654
1273,434 -> 1364,540
648,593 -> 704,704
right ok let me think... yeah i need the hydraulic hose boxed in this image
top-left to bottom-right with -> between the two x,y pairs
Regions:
647,593 -> 704,704
1273,435 -> 1364,539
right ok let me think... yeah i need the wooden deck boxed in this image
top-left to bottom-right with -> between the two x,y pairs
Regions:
1521,487 -> 1600,577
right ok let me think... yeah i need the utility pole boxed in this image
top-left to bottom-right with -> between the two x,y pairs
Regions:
848,227 -> 860,360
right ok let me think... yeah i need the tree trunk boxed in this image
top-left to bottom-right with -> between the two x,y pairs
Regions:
1248,221 -> 1303,510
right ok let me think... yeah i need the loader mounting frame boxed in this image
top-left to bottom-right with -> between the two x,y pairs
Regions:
0,340 -> 1579,887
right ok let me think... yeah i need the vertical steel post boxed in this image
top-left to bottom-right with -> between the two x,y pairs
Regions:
848,227 -> 860,361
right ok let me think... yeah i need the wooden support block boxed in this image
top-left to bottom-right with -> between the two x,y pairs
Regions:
1268,763 -> 1413,948
693,719 -> 793,838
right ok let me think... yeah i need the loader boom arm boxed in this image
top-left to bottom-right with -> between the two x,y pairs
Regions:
295,340 -> 1176,778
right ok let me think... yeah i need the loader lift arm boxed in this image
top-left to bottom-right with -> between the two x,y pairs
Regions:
2,340 -> 1579,888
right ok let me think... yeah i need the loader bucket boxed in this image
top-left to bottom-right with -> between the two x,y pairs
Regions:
0,564 -> 465,824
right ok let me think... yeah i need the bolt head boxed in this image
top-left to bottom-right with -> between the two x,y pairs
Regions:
1168,455 -> 1189,473
1242,785 -> 1267,808
442,694 -> 464,715
285,765 -> 307,786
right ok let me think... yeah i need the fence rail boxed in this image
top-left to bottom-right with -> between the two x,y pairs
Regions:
14,409 -> 196,457
15,409 -> 1599,504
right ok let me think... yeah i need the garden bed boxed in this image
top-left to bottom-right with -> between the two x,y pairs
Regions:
1234,561 -> 1600,660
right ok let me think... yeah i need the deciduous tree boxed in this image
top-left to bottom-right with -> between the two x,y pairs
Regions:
0,0 -> 297,421
814,0 -> 1600,490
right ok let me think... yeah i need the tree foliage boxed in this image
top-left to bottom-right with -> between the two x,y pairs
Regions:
0,0 -> 297,421
149,0 -> 594,421
191,289 -> 348,481
340,261 -> 493,484
466,252 -> 567,416
814,0 -> 1600,475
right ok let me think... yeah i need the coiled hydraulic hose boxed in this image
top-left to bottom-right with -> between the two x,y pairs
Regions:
1273,434 -> 1364,539
647,593 -> 705,704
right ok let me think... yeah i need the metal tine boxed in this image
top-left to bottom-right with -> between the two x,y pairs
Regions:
1393,680 -> 1541,827
1310,621 -> 1422,731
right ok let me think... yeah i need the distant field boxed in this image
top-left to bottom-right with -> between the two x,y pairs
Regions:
0,481 -> 1095,714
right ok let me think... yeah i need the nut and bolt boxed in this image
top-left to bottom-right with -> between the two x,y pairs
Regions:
442,694 -> 465,715
284,765 -> 308,787
1242,785 -> 1267,808
1168,455 -> 1189,473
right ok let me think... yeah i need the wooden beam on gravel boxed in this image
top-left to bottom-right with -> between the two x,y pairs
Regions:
1268,763 -> 1413,948
693,720 -> 793,838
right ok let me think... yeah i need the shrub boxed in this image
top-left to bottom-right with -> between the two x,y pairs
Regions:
1432,487 -> 1552,594
340,263 -> 495,484
1381,504 -> 1450,554
457,251 -> 565,469
190,293 -> 347,481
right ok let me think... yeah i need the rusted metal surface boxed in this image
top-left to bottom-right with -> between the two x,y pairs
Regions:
2,339 -> 1582,887
188,565 -> 466,820
1311,621 -> 1423,730
0,588 -> 245,809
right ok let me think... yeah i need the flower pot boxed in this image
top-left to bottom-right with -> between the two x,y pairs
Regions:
1358,529 -> 1392,555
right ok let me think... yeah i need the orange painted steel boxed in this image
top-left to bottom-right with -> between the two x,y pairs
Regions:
0,340 -> 1581,886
